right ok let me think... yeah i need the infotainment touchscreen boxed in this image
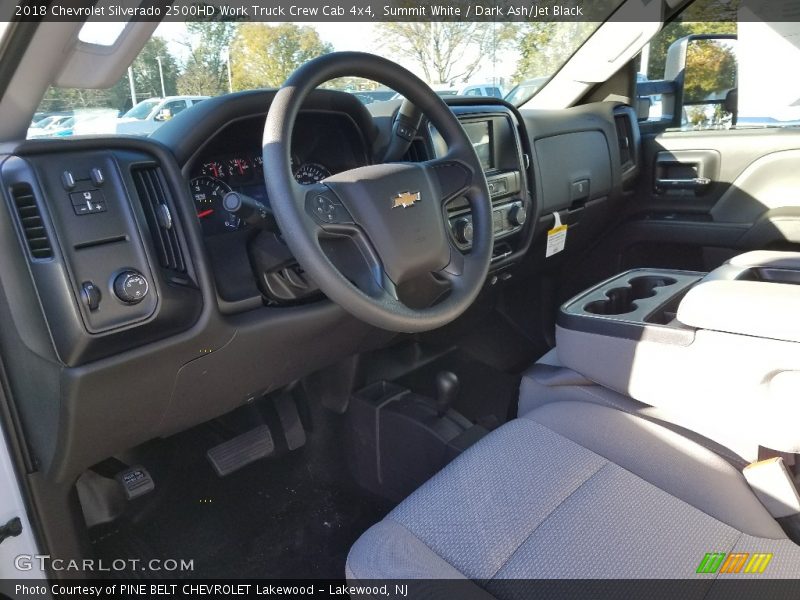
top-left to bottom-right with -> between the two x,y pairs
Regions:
462,121 -> 493,171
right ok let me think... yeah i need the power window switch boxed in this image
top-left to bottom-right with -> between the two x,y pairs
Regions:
81,281 -> 101,311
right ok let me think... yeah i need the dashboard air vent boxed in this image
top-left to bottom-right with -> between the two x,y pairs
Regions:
11,184 -> 53,260
403,139 -> 429,162
132,166 -> 186,273
614,113 -> 634,170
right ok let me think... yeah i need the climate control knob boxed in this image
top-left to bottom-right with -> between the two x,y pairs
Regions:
509,204 -> 527,227
453,218 -> 474,245
113,270 -> 149,304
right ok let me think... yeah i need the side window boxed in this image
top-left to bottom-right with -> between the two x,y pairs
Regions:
487,87 -> 503,98
464,88 -> 482,97
163,100 -> 188,116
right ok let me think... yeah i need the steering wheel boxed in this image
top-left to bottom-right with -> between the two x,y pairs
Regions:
263,52 -> 492,333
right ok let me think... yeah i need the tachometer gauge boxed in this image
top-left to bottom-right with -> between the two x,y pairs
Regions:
190,176 -> 241,236
293,162 -> 331,185
200,160 -> 225,180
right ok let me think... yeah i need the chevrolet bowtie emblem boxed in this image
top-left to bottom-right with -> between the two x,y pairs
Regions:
392,191 -> 420,209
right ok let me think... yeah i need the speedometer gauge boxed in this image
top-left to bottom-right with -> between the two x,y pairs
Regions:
190,176 -> 241,236
293,162 -> 331,185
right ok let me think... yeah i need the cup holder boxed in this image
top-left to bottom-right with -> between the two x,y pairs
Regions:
584,275 -> 677,315
629,275 -> 677,297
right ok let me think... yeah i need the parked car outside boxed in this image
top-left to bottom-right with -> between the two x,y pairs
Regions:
111,96 -> 209,136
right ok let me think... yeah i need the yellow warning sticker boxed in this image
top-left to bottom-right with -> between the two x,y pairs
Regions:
546,212 -> 568,258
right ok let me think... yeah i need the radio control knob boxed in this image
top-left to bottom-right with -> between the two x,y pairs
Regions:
453,218 -> 474,244
509,204 -> 527,227
113,270 -> 149,304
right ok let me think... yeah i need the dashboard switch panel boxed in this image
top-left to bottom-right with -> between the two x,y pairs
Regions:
70,189 -> 106,215
91,167 -> 105,186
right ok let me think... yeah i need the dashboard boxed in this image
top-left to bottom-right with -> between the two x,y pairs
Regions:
188,112 -> 370,236
0,86 -> 637,497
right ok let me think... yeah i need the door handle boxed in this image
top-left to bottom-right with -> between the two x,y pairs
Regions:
655,176 -> 712,191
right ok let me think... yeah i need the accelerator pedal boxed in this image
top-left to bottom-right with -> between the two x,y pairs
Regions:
275,392 -> 307,451
207,424 -> 274,477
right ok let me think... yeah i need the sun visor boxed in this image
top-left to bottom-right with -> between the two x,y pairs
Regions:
54,9 -> 159,89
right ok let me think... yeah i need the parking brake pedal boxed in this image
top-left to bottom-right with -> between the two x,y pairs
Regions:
115,466 -> 155,501
207,424 -> 275,477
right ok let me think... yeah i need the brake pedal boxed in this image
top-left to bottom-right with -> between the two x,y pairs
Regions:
115,465 -> 155,501
207,424 -> 274,477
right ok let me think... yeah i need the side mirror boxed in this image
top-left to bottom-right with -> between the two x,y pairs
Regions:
154,109 -> 172,122
681,38 -> 737,104
664,34 -> 737,128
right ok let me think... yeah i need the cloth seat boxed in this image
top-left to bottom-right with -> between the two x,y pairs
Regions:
347,400 -> 800,591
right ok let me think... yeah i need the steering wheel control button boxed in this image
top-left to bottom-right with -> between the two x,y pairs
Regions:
113,270 -> 149,304
307,193 -> 353,225
81,281 -> 101,311
395,123 -> 416,141
70,190 -> 106,215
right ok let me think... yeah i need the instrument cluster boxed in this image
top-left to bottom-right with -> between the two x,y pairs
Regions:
190,154 -> 333,236
187,112 -> 369,237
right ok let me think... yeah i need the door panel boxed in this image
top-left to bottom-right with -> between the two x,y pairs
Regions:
640,130 -> 800,214
615,128 -> 800,272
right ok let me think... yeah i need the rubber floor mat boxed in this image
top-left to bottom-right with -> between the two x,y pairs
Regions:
90,400 -> 392,579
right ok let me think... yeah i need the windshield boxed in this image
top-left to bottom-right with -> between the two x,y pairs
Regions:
29,19 -> 607,139
123,100 -> 160,120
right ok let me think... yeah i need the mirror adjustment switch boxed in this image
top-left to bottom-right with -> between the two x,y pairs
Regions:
113,270 -> 149,304
81,281 -> 101,311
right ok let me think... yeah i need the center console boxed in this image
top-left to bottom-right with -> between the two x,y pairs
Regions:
431,107 -> 533,268
554,251 -> 800,459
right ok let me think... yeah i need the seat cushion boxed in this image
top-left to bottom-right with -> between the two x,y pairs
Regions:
347,401 -> 800,588
519,356 -> 750,468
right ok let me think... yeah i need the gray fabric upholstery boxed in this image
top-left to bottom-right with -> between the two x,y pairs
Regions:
389,417 -> 607,579
346,520 -> 472,580
519,360 -> 750,469
347,401 -> 800,585
530,402 -> 783,539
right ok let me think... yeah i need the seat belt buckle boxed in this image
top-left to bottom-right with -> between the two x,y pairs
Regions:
743,457 -> 800,518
